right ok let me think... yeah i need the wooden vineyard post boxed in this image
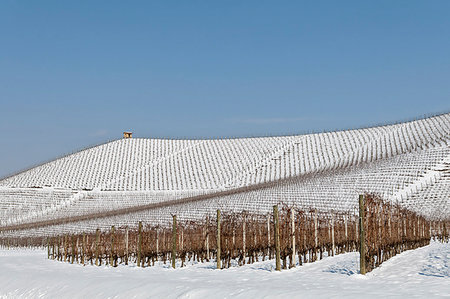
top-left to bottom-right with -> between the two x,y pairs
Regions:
206,218 -> 210,261
267,213 -> 271,259
232,227 -> 236,258
344,215 -> 348,242
71,235 -> 75,264
217,209 -> 221,269
52,238 -> 55,260
314,209 -> 318,261
137,221 -> 143,267
125,227 -> 129,265
95,228 -> 100,266
243,218 -> 246,264
429,221 -> 432,239
76,236 -> 79,264
110,226 -> 115,267
273,205 -> 281,271
81,233 -> 86,265
359,194 -> 366,275
156,229 -> 159,259
58,237 -> 61,261
331,215 -> 335,257
344,215 -> 349,252
291,209 -> 296,268
172,215 -> 177,269
388,211 -> 392,240
64,235 -> 68,262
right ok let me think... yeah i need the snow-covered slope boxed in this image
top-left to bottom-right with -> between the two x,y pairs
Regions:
1,113 -> 448,192
0,113 -> 449,235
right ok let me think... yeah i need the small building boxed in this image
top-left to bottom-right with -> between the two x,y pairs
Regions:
123,131 -> 133,139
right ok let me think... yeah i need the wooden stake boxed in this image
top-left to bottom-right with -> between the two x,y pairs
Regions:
386,211 -> 391,240
243,217 -> 246,263
52,237 -> 55,260
359,195 -> 366,275
95,229 -> 100,266
156,228 -> 159,257
267,213 -> 271,248
172,215 -> 177,269
314,209 -> 318,261
81,233 -> 85,265
291,209 -> 296,268
125,227 -> 129,265
64,235 -> 68,262
331,216 -> 335,256
206,227 -> 210,261
71,235 -> 75,264
273,205 -> 281,271
110,226 -> 115,267
344,215 -> 348,240
217,209 -> 221,269
138,221 -> 143,267
58,237 -> 61,261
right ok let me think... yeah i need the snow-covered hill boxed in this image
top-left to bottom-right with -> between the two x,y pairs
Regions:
0,113 -> 449,236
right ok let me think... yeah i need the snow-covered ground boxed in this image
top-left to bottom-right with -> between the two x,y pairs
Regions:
0,242 -> 449,298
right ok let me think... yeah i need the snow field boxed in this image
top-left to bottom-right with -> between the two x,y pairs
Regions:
0,241 -> 448,298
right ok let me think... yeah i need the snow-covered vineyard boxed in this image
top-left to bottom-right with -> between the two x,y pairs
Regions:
0,113 -> 449,238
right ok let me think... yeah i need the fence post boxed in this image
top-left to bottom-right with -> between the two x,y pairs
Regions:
156,229 -> 159,258
95,229 -> 100,266
267,213 -> 271,253
344,215 -> 348,240
217,209 -> 221,269
52,237 -> 55,260
172,215 -> 177,269
429,221 -> 432,239
291,209 -> 296,268
110,226 -> 115,267
76,236 -> 79,264
70,235 -> 75,264
206,217 -> 210,261
125,227 -> 129,265
243,217 -> 246,263
314,209 -> 318,261
273,205 -> 281,271
138,221 -> 143,267
58,237 -> 61,261
81,233 -> 85,265
331,215 -> 335,256
359,194 -> 366,275
64,235 -> 68,262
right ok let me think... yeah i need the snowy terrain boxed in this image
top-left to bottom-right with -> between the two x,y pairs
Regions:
0,242 -> 449,298
1,113 -> 449,237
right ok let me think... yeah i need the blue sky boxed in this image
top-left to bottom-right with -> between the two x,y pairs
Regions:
1,1 -> 449,178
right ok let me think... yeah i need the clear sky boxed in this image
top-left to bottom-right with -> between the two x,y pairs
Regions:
1,1 -> 449,178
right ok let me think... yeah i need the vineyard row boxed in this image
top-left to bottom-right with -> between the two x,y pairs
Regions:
1,195 -> 449,274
